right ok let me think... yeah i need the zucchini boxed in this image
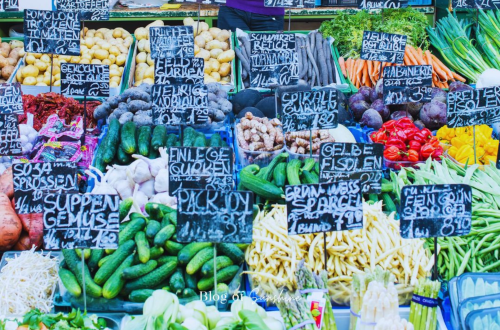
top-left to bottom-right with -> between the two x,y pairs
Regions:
145,220 -> 161,239
301,170 -> 319,184
201,256 -> 234,277
94,240 -> 136,285
138,126 -> 152,156
273,163 -> 287,188
197,265 -> 239,291
286,159 -> 302,185
301,158 -> 316,172
178,242 -> 213,265
150,246 -> 164,259
102,118 -> 120,163
145,202 -> 164,221
154,224 -> 176,247
186,247 -> 214,275
88,249 -> 104,272
165,240 -> 184,256
77,261 -> 103,298
193,134 -> 207,147
102,255 -> 135,299
184,272 -> 197,291
121,121 -> 137,154
119,198 -> 134,221
169,268 -> 186,294
209,134 -> 223,147
129,289 -> 155,302
135,231 -> 150,263
218,243 -> 245,264
124,259 -> 178,292
116,144 -> 132,164
59,268 -> 82,297
182,127 -> 197,147
122,260 -> 158,280
152,125 -> 167,150
119,217 -> 146,244
240,165 -> 284,200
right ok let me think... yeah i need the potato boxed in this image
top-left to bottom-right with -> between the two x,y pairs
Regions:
9,40 -> 23,49
53,80 -> 61,87
195,49 -> 210,61
220,42 -> 229,51
110,76 -> 121,84
217,50 -> 235,63
204,64 -> 212,74
43,75 -> 50,85
6,57 -> 15,66
147,54 -> 153,66
209,27 -> 221,38
219,62 -> 231,77
34,61 -> 48,72
23,76 -> 36,85
206,40 -> 222,51
47,65 -> 60,75
8,48 -> 19,61
209,58 -> 220,72
54,73 -> 60,80
135,27 -> 148,41
22,65 -> 39,78
204,73 -> 217,84
1,66 -> 14,80
112,28 -> 122,38
16,66 -> 23,82
210,71 -> 221,81
17,49 -> 25,57
0,57 -> 8,69
136,52 -> 147,64
216,30 -> 231,42
110,69 -> 121,78
194,35 -> 206,49
102,59 -> 111,65
91,59 -> 102,64
110,81 -> 119,88
116,54 -> 126,66
36,75 -> 44,83
94,49 -> 109,60
210,48 -> 223,59
199,31 -> 213,43
143,78 -> 154,84
221,76 -> 230,83
194,45 -> 200,55
110,64 -> 119,71
101,42 -> 111,51
36,82 -> 48,86
184,17 -> 195,26
135,63 -> 148,81
134,80 -> 143,87
138,39 -> 148,52
33,53 -> 42,59
144,66 -> 154,79
71,56 -> 80,63
108,54 -> 116,64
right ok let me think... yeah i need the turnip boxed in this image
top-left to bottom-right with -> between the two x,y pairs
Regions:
360,109 -> 383,130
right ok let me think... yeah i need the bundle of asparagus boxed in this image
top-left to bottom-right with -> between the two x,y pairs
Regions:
357,281 -> 399,330
275,291 -> 318,330
296,261 -> 338,330
409,278 -> 441,330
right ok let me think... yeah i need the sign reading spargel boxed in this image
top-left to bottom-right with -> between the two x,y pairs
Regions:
154,57 -> 204,85
286,181 -> 363,235
149,26 -> 194,60
56,0 -> 109,20
43,193 -> 120,250
24,10 -> 81,56
176,189 -> 254,244
447,86 -> 500,128
383,65 -> 432,105
400,184 -> 472,239
360,31 -> 407,64
61,63 -> 110,97
0,83 -> 23,115
319,143 -> 383,194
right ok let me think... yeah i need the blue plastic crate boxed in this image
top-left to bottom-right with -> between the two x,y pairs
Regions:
408,0 -> 432,4
441,297 -> 455,330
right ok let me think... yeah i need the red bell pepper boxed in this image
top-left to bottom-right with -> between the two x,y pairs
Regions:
395,117 -> 414,129
370,131 -> 387,144
391,129 -> 408,142
408,149 -> 420,162
386,137 -> 407,150
382,120 -> 396,131
403,127 -> 419,141
384,146 -> 402,161
432,147 -> 444,160
420,143 -> 436,160
408,140 -> 422,151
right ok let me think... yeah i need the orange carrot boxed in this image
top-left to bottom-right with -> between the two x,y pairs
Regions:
451,71 -> 466,82
424,50 -> 433,67
431,54 -> 453,78
345,58 -> 352,79
339,56 -> 347,77
350,59 -> 357,83
408,46 -> 425,65
362,60 -> 369,86
417,47 -> 424,61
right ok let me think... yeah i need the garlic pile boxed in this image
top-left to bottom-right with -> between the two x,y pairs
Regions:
19,124 -> 38,154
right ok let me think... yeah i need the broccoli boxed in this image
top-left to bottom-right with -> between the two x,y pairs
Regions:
93,103 -> 111,120
128,100 -> 151,113
133,112 -> 153,127
119,112 -> 134,124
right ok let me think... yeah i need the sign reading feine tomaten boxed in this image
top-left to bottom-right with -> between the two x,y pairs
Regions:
447,86 -> 500,128
43,193 -> 120,250
0,83 -> 23,115
149,26 -> 194,60
24,10 -> 81,56
56,0 -> 109,20
400,184 -> 472,239
60,63 -> 110,97
154,57 -> 204,85
168,147 -> 233,196
250,33 -> 299,88
286,181 -> 363,235
383,65 -> 432,105
176,189 -> 254,243
0,114 -> 21,156
360,31 -> 407,64
280,89 -> 339,132
319,143 -> 383,194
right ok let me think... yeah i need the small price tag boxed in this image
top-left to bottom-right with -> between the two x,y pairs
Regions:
0,83 -> 23,115
56,0 -> 110,20
264,0 -> 315,7
358,0 -> 408,9
60,63 -> 110,97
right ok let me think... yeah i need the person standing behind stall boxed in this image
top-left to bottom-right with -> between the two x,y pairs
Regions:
218,0 -> 285,32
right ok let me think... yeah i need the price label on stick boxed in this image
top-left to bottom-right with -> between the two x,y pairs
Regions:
60,63 -> 110,97
168,147 -> 233,196
149,26 -> 194,60
0,0 -> 18,12
176,189 -> 254,243
360,31 -> 407,64
154,58 -> 204,85
43,193 -> 120,250
250,33 -> 299,88
280,89 -> 339,132
265,0 -> 315,7
56,0 -> 110,21
13,162 -> 78,214
24,10 -> 81,56
0,114 -> 21,156
358,0 -> 408,9
447,86 -> 500,128
0,83 -> 23,115
383,65 -> 432,105
286,181 -> 363,235
319,143 -> 383,194
400,184 -> 472,239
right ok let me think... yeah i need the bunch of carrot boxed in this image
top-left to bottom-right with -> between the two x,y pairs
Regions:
338,44 -> 466,89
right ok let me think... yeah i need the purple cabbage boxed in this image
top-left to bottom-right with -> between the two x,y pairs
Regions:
348,93 -> 366,107
360,109 -> 383,130
449,81 -> 473,92
358,86 -> 372,100
420,100 -> 447,130
431,88 -> 447,103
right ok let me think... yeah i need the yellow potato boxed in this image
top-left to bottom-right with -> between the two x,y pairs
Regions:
94,49 -> 109,60
95,32 -> 104,39
108,54 -> 116,64
101,42 -> 111,51
91,45 -> 100,51
219,62 -> 231,77
43,75 -> 50,85
34,61 -> 48,72
36,75 -> 44,83
110,81 -> 119,88
85,37 -> 94,48
79,59 -> 90,64
119,67 -> 124,73
25,54 -> 36,65
110,68 -> 121,78
23,76 -> 36,85
134,80 -> 143,87
33,53 -> 42,59
110,76 -> 121,84
16,66 -> 23,82
47,65 -> 60,75
109,46 -> 120,57
70,56 -> 80,63
40,54 -> 51,63
91,59 -> 102,64
144,66 -> 154,79
22,65 -> 39,78
147,54 -> 153,66
142,77 -> 154,84
36,82 -> 48,86
81,53 -> 92,61
210,49 -> 223,59
208,58 -> 220,72
102,59 -> 111,65
110,64 -> 119,71
210,71 -> 221,81
217,50 -> 235,63
53,80 -> 60,87
136,52 -> 147,64
134,27 -> 148,41
135,63 -> 148,81
113,28 -> 122,38
54,73 -> 61,80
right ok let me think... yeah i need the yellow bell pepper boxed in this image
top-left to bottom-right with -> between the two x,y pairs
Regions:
436,126 -> 456,142
481,154 -> 497,165
448,146 -> 458,158
455,145 -> 482,164
451,135 -> 473,149
484,140 -> 499,156
478,125 -> 493,138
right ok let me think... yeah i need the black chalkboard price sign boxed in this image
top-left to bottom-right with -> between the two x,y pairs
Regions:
61,63 -> 110,97
281,89 -> 339,132
476,0 -> 500,8
286,181 -> 363,235
447,86 -> 500,128
24,10 -> 81,56
400,184 -> 472,239
43,193 -> 120,250
0,0 -> 18,12
358,0 -> 408,9
383,65 -> 432,105
13,162 -> 78,214
154,57 -> 204,85
56,0 -> 110,20
0,114 -> 21,156
250,33 -> 299,88
319,142 -> 383,194
152,84 -> 209,126
265,0 -> 315,7
174,0 -> 226,3
168,147 -> 233,196
150,26 -> 195,60
176,189 -> 254,243
451,0 -> 476,7
360,31 -> 407,64
0,83 -> 23,115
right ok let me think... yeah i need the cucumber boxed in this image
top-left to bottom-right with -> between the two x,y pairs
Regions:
186,247 -> 214,275
201,256 -> 234,277
154,225 -> 175,247
124,259 -> 178,292
165,134 -> 178,150
368,193 -> 378,204
102,255 -> 135,299
301,169 -> 319,184
145,220 -> 161,239
301,158 -> 316,172
286,159 -> 302,185
116,145 -> 132,164
145,202 -> 164,221
218,243 -> 245,264
184,272 -> 197,290
165,240 -> 184,256
169,268 -> 185,294
59,268 -> 82,297
135,231 -> 150,263
193,134 -> 207,147
157,256 -> 178,266
197,265 -> 239,291
122,260 -> 158,280
77,261 -> 103,298
121,121 -> 137,154
209,134 -> 223,147
148,147 -> 160,159
314,162 -> 320,175
182,288 -> 197,298
102,118 -> 120,163
98,254 -> 113,268
182,127 -> 197,147
94,240 -> 136,285
93,140 -> 107,172
119,198 -> 134,221
240,165 -> 284,201
119,217 -> 146,245
88,249 -> 105,272
62,249 -> 82,282
130,212 -> 147,221
75,248 -> 91,260
138,126 -> 152,156
105,249 -> 116,255
178,242 -> 213,265
261,152 -> 288,182
168,212 -> 177,226
129,289 -> 155,302
150,246 -> 164,259
152,125 -> 167,150
273,163 -> 287,188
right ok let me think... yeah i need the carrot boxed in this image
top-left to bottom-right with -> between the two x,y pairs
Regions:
443,81 -> 449,88
349,58 -> 356,83
417,47 -> 424,61
404,50 -> 411,66
345,58 -> 351,79
339,56 -> 347,77
451,71 -> 466,82
362,60 -> 369,86
424,50 -> 433,67
431,54 -> 454,79
408,46 -> 425,65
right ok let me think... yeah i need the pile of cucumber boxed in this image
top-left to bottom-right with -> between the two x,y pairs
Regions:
59,202 -> 245,304
93,119 -> 229,172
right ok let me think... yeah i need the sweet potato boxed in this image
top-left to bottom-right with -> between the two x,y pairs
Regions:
13,231 -> 30,250
0,192 -> 22,251
28,213 -> 43,248
0,166 -> 13,198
